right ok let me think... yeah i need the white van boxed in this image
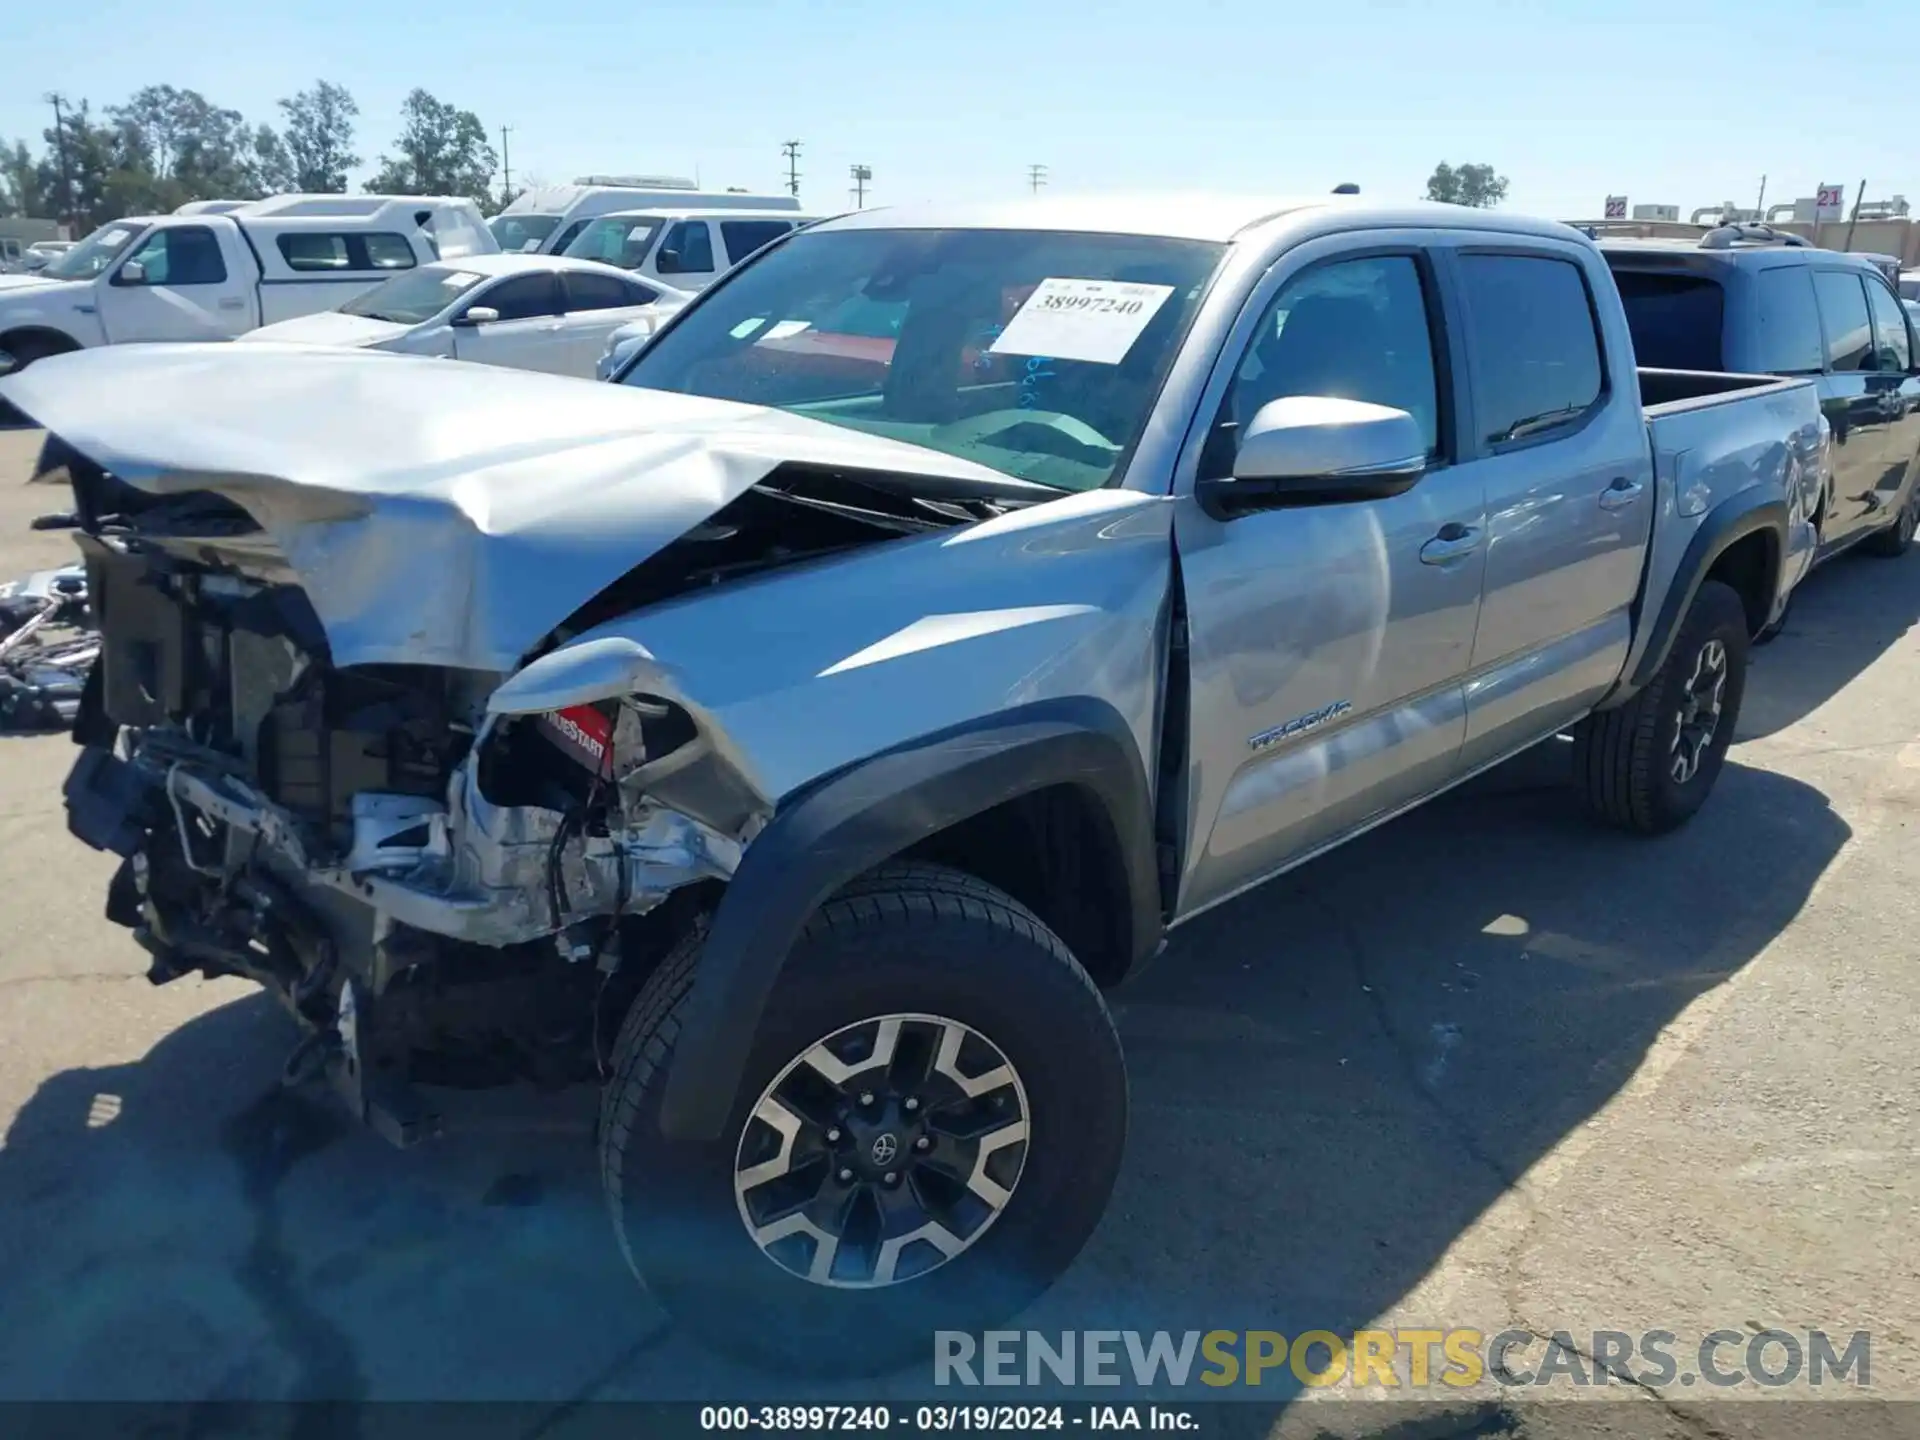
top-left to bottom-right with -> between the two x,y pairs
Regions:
0,195 -> 497,369
490,178 -> 799,256
560,208 -> 815,290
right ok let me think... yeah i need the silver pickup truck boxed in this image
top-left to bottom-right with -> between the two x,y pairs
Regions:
2,195 -> 1828,1374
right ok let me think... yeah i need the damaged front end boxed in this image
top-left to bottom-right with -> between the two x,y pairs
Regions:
60,496 -> 776,1147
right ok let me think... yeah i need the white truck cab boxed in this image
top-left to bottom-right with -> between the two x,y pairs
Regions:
559,208 -> 816,290
0,195 -> 497,370
489,177 -> 800,257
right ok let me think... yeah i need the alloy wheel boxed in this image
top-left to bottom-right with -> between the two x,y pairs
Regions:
733,1013 -> 1031,1289
1670,638 -> 1728,785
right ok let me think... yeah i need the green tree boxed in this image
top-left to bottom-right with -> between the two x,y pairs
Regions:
40,101 -> 127,230
278,81 -> 359,192
0,140 -> 53,218
1425,161 -> 1510,209
109,85 -> 277,206
366,89 -> 496,206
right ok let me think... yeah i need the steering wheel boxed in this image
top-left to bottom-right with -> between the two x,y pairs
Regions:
930,408 -> 1120,455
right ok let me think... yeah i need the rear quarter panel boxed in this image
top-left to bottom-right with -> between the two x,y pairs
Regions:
1623,376 -> 1824,684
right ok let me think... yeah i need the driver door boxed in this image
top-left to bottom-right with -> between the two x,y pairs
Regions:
451,272 -> 571,373
1174,243 -> 1488,918
99,225 -> 253,342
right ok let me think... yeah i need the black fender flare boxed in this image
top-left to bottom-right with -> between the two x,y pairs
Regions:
656,697 -> 1162,1142
1623,492 -> 1785,695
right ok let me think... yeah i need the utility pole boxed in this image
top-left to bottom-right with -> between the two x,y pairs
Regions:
849,164 -> 872,208
781,140 -> 803,198
1027,163 -> 1048,195
1843,179 -> 1867,252
1754,174 -> 1766,220
44,92 -> 75,235
499,125 -> 513,206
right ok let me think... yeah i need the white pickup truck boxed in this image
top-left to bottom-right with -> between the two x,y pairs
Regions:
0,196 -> 496,372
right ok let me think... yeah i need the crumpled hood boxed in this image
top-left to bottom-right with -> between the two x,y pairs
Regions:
239,311 -> 412,348
0,342 -> 1050,672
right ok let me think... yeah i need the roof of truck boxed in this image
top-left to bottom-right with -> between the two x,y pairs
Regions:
812,193 -> 1592,245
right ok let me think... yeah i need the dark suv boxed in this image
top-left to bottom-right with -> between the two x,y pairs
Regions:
1602,225 -> 1920,563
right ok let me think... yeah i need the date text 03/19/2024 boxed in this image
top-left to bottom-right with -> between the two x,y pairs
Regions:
699,1404 -> 1201,1432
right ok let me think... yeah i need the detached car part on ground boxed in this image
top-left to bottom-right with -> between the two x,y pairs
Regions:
0,195 -> 1846,1374
0,562 -> 95,731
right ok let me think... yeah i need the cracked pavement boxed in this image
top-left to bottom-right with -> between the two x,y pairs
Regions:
0,427 -> 1916,1435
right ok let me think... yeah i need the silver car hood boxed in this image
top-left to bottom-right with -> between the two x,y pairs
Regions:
0,342 -> 1054,672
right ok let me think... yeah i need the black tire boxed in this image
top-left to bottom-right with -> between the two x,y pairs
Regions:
1863,483 -> 1918,559
0,333 -> 76,374
599,862 -> 1127,1376
1574,579 -> 1749,835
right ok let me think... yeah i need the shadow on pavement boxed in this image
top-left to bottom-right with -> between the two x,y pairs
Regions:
1739,545 -> 1920,740
0,745 -> 1851,1421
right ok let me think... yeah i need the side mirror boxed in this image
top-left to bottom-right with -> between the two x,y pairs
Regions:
453,305 -> 500,328
655,250 -> 682,274
118,260 -> 147,286
1196,396 -> 1427,520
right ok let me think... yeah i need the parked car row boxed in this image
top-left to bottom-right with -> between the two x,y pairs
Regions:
9,189 -> 1909,1374
0,186 -> 812,382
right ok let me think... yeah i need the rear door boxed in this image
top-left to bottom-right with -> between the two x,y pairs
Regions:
98,223 -> 256,342
555,271 -> 664,376
1175,237 -> 1489,916
1446,243 -> 1656,772
450,271 -> 570,373
1810,268 -> 1899,540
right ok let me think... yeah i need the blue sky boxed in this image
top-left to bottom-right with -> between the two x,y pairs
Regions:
3,0 -> 1909,222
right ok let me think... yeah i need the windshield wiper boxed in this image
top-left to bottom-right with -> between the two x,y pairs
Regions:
1489,404 -> 1589,444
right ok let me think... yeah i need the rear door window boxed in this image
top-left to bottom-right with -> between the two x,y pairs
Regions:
1456,253 -> 1606,446
1610,269 -> 1725,371
564,271 -> 647,312
1749,266 -> 1826,373
720,220 -> 795,265
1812,271 -> 1876,371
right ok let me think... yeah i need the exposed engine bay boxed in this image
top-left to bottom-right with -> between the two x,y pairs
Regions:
48,440 -> 1000,1144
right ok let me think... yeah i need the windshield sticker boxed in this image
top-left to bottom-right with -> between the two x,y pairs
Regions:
442,271 -> 482,287
627,225 -> 655,241
763,319 -> 812,340
988,278 -> 1176,365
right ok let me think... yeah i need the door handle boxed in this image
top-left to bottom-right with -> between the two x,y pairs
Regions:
216,297 -> 247,310
1419,523 -> 1482,565
1598,478 -> 1645,511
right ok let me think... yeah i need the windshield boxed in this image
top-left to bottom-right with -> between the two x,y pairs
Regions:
43,222 -> 147,280
339,264 -> 490,325
564,216 -> 663,270
620,227 -> 1223,491
487,214 -> 562,254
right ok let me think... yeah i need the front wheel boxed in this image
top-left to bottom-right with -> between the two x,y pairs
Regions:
1573,579 -> 1749,835
598,863 -> 1127,1375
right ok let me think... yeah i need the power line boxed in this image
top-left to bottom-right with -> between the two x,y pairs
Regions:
850,164 -> 872,209
781,140 -> 803,198
1027,163 -> 1048,195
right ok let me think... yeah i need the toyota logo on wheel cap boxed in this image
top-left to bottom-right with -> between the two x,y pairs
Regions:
870,1132 -> 899,1166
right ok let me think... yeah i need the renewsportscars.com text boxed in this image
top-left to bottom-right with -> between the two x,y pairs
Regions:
933,1328 -> 1871,1390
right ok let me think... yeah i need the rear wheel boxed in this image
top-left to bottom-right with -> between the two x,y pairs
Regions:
1574,579 -> 1749,835
0,332 -> 77,374
598,863 -> 1127,1375
1863,484 -> 1919,558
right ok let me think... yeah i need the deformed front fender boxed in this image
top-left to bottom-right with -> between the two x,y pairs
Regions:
656,697 -> 1162,1142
